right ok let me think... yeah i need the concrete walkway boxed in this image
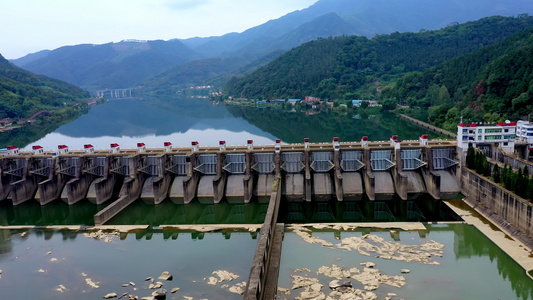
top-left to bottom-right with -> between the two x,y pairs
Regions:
444,200 -> 533,279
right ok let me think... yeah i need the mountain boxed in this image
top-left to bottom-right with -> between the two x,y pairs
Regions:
12,40 -> 200,90
225,16 -> 533,100
383,26 -> 533,130
11,0 -> 533,92
0,53 -> 89,120
181,0 -> 533,58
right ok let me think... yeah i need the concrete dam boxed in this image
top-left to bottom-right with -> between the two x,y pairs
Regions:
0,136 -> 461,225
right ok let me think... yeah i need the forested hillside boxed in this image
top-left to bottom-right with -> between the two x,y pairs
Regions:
226,16 -> 533,101
383,26 -> 533,131
0,53 -> 89,120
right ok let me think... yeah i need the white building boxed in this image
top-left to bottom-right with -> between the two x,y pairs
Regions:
516,120 -> 533,150
457,121 -> 516,153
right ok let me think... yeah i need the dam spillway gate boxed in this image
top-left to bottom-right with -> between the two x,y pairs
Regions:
0,137 -> 464,299
0,137 -> 460,219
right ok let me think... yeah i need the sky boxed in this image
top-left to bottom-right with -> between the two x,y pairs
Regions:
1,0 -> 319,60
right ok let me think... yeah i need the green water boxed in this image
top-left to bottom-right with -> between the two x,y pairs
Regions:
0,200 -> 102,226
227,106 -> 446,143
278,195 -> 461,223
1,99 -> 531,298
0,229 -> 256,300
107,200 -> 269,225
278,224 -> 533,300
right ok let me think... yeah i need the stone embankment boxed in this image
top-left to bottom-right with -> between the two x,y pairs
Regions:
399,114 -> 456,139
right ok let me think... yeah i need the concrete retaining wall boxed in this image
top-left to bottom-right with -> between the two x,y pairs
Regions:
460,168 -> 533,248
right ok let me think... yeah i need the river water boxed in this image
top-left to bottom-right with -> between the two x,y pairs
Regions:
1,97 -> 532,299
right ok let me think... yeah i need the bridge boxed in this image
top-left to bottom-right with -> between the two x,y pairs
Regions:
93,88 -> 134,99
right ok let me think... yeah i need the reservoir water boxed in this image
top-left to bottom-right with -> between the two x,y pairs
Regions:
0,97 -> 532,299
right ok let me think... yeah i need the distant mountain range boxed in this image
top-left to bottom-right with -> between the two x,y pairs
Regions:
9,0 -> 533,91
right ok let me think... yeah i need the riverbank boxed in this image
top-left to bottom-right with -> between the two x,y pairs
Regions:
398,114 -> 456,139
444,200 -> 533,279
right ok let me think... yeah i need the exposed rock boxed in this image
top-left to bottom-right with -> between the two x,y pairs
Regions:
122,284 -> 129,287
56,285 -> 67,292
290,275 -> 320,290
278,287 -> 291,296
38,268 -> 46,273
207,277 -> 218,285
291,228 -> 333,247
151,288 -> 167,299
129,282 -> 135,286
158,271 -> 173,281
145,277 -> 153,281
294,267 -> 311,273
50,258 -> 58,262
84,230 -> 120,243
229,281 -> 247,295
171,287 -> 180,293
360,262 -> 375,268
149,282 -> 163,289
317,264 -> 355,280
45,251 -> 52,255
103,292 -> 118,299
183,296 -> 193,300
86,278 -> 100,288
328,280 -> 352,290
81,272 -> 87,277
206,270 -> 240,287
401,269 -> 410,273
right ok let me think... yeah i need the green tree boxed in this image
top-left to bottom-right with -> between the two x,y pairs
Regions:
466,143 -> 475,168
492,164 -> 501,183
381,98 -> 397,110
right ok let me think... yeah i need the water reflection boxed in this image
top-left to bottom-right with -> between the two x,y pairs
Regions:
279,224 -> 533,300
0,200 -> 102,226
0,229 -> 256,300
227,106 -> 445,143
23,98 -> 277,150
107,200 -> 269,225
278,195 -> 462,223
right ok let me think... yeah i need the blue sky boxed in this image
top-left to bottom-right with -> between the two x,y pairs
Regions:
1,0 -> 318,59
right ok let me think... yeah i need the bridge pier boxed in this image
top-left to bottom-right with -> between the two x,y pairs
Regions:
393,148 -> 409,201
152,173 -> 173,204
66,174 -> 95,205
11,177 -> 39,205
243,152 -> 254,203
363,148 -> 376,201
422,148 -> 441,199
11,158 -> 45,205
94,156 -> 146,225
213,152 -> 227,203
304,149 -> 312,202
333,150 -> 343,201
183,154 -> 199,204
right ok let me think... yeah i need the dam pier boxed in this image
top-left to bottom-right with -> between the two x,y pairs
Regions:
0,136 -> 460,225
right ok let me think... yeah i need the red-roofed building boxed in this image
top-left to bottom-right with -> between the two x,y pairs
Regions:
457,121 -> 516,153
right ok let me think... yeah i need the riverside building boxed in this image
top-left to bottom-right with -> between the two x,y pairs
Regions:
457,121 -> 516,153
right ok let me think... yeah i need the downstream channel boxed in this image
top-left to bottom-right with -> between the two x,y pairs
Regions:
0,97 -> 531,299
